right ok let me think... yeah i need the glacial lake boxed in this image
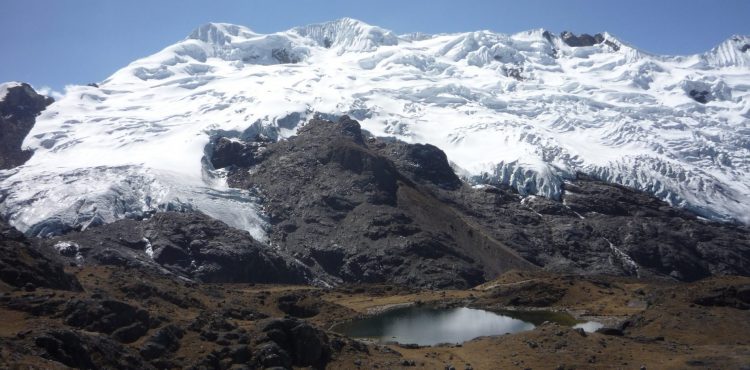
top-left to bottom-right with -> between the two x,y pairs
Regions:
333,306 -> 600,346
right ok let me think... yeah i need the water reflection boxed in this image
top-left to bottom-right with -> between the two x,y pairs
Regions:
334,306 -> 535,346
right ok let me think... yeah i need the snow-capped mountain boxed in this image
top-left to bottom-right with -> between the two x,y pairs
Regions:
2,18 -> 750,237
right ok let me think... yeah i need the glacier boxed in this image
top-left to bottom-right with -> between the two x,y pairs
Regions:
2,18 -> 750,237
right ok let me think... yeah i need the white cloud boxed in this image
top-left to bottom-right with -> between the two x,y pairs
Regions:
35,85 -> 64,100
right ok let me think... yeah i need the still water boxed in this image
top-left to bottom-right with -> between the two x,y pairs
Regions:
334,306 -> 535,346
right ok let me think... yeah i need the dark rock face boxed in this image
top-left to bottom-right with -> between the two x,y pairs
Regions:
558,31 -> 619,51
560,31 -> 604,47
689,89 -> 710,104
562,178 -> 749,280
460,175 -> 750,281
217,116 -> 750,285
46,212 -> 313,284
503,66 -> 524,81
604,39 -> 621,51
391,143 -> 462,190
0,220 -> 81,291
542,30 -> 554,43
0,83 -> 53,169
225,116 -> 533,288
209,136 -> 270,169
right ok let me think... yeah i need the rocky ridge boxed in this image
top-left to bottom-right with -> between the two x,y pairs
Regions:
0,83 -> 53,169
209,116 -> 750,287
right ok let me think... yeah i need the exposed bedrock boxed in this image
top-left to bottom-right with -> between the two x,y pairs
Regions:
205,116 -> 750,287
43,212 -> 314,285
0,219 -> 81,291
0,83 -> 53,169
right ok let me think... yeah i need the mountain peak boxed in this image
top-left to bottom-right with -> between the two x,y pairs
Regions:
187,22 -> 256,45
326,17 -> 373,27
727,34 -> 750,45
722,34 -> 750,53
292,17 -> 398,52
703,34 -> 750,67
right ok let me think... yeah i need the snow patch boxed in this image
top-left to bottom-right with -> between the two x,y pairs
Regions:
53,241 -> 84,266
143,237 -> 154,259
606,238 -> 639,277
573,321 -> 604,333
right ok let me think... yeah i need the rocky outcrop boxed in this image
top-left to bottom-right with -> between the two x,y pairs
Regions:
218,116 -> 750,285
0,220 -> 81,291
689,89 -> 711,103
277,292 -> 322,318
0,83 -> 53,169
209,135 -> 272,169
692,285 -> 750,310
140,324 -> 184,360
388,142 -> 463,190
558,31 -> 621,51
560,31 -> 605,47
45,212 -> 313,284
63,298 -> 152,343
34,329 -> 151,369
254,317 -> 331,369
457,175 -> 750,281
225,116 -> 534,288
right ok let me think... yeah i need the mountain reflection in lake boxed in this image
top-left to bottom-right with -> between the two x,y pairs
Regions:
334,306 -> 535,346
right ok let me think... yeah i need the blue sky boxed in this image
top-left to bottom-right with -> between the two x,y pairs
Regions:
2,0 -> 748,91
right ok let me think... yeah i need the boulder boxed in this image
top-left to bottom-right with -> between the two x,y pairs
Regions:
256,318 -> 331,368
140,324 -> 184,360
